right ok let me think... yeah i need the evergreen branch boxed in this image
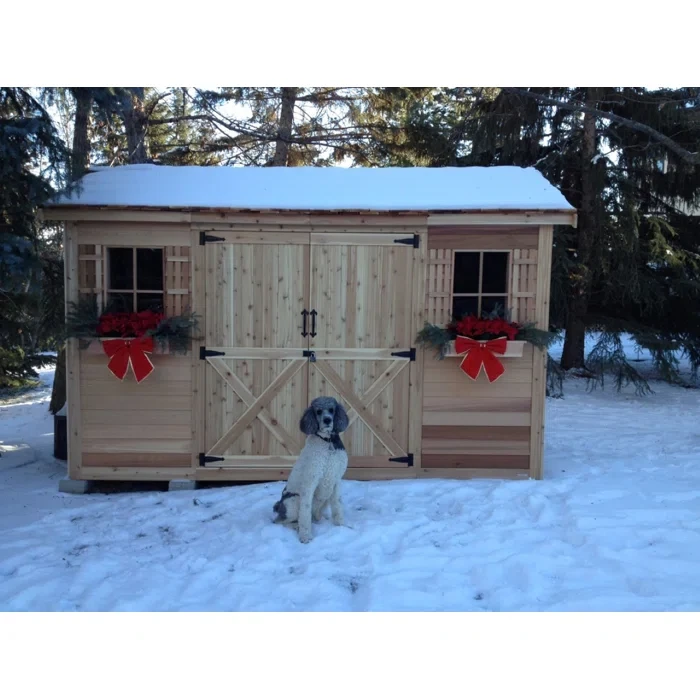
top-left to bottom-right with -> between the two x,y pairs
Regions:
546,353 -> 565,398
584,332 -> 654,396
501,88 -> 700,165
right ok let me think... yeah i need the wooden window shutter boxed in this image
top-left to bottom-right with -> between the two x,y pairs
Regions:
164,246 -> 191,315
78,244 -> 105,311
425,248 -> 453,325
510,248 -> 538,323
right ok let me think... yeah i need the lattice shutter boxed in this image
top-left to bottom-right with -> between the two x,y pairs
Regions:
78,244 -> 104,310
425,248 -> 454,325
165,246 -> 191,315
510,248 -> 538,323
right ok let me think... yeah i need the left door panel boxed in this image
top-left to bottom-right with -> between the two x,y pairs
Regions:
202,239 -> 309,468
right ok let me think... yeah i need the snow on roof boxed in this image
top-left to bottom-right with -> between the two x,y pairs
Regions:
51,164 -> 575,212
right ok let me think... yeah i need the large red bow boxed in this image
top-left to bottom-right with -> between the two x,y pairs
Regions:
454,335 -> 508,382
101,337 -> 155,383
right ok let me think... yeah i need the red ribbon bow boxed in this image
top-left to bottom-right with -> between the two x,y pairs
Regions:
454,335 -> 508,382
101,337 -> 155,383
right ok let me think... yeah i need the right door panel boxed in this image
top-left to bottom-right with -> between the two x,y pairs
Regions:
308,234 -> 416,468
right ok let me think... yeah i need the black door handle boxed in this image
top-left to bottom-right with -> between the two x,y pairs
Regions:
310,309 -> 317,338
301,310 -> 308,338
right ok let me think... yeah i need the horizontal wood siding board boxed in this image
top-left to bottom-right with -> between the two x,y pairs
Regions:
429,224 -> 539,234
82,395 -> 194,411
83,424 -> 191,440
424,362 -> 534,378
423,383 -> 533,400
78,466 -> 526,481
82,410 -> 191,426
81,467 -> 195,480
80,379 -> 192,397
418,468 -> 529,480
77,228 -> 191,246
423,412 -> 531,427
424,368 -> 533,387
427,227 -> 539,250
422,425 -> 530,441
193,213 -> 430,227
82,438 -> 191,453
427,212 -> 575,226
421,441 -> 530,455
421,397 -> 532,413
82,452 -> 191,468
421,454 -> 530,469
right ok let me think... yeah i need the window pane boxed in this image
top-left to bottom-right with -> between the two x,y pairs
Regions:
108,248 -> 133,289
452,296 -> 479,320
107,292 -> 133,313
136,248 -> 164,291
481,296 -> 508,316
137,293 -> 164,313
482,252 -> 508,293
453,252 -> 480,294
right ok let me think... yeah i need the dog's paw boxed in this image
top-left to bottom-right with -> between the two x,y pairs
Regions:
299,534 -> 311,544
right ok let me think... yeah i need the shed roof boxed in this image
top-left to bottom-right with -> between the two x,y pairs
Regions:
49,164 -> 575,213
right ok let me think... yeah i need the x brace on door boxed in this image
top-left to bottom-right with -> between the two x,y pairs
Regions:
200,347 -> 416,462
206,358 -> 306,456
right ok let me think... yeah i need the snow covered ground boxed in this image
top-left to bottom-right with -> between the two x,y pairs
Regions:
1,345 -> 700,612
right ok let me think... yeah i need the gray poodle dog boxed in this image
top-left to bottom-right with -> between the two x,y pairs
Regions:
272,396 -> 349,543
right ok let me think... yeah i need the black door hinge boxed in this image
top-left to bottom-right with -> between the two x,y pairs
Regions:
199,231 -> 225,245
389,453 -> 414,467
200,346 -> 226,360
394,234 -> 420,248
303,350 -> 317,362
199,453 -> 225,467
391,348 -> 416,361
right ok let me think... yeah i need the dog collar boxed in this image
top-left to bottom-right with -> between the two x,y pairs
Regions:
316,433 -> 337,442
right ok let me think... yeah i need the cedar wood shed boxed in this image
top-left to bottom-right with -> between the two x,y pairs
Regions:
43,165 -> 576,487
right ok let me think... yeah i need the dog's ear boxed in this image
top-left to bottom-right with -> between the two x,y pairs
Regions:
333,401 -> 349,433
299,405 -> 318,435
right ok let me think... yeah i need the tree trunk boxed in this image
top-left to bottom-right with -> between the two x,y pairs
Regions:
271,87 -> 297,166
70,89 -> 92,180
49,346 -> 67,415
123,89 -> 149,163
560,88 -> 599,370
50,89 -> 93,417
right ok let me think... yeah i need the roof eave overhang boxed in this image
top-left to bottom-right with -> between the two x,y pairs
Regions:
40,205 -> 578,228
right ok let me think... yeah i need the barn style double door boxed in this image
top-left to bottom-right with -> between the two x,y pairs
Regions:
200,231 -> 420,474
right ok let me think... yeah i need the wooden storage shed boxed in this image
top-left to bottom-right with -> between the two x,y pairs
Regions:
43,165 -> 576,487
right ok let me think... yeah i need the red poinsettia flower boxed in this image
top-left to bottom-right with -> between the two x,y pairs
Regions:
448,313 -> 520,341
97,310 -> 164,338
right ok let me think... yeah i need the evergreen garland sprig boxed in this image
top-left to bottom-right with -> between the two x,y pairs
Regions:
416,313 -> 559,358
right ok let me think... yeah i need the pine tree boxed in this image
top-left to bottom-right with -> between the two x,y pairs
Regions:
0,88 -> 68,388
